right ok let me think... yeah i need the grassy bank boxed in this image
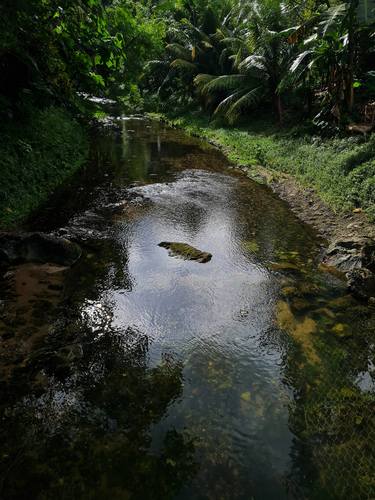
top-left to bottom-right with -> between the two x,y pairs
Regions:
0,107 -> 89,227
151,112 -> 375,222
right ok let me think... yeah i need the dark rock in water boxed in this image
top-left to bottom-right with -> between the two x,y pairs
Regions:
323,237 -> 375,299
324,237 -> 375,272
0,232 -> 82,267
158,242 -> 212,263
347,268 -> 375,301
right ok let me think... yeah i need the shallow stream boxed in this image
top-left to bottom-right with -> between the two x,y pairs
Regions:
0,117 -> 374,499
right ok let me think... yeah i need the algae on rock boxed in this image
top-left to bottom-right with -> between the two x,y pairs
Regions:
158,242 -> 212,263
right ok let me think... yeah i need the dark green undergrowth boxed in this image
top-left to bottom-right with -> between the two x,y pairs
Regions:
0,107 -> 89,227
152,112 -> 375,221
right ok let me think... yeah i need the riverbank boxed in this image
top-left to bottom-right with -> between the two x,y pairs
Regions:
151,112 -> 375,220
151,111 -> 375,298
0,107 -> 89,228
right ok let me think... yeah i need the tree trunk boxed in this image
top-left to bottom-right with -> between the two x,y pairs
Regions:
346,1 -> 358,112
274,93 -> 283,123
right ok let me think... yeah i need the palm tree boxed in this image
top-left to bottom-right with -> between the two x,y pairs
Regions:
284,1 -> 375,118
194,1 -> 297,123
144,3 -> 234,105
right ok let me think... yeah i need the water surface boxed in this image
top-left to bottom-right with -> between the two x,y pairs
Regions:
0,118 -> 374,500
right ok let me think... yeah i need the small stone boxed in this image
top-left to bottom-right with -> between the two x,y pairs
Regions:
332,323 -> 351,338
241,391 -> 251,402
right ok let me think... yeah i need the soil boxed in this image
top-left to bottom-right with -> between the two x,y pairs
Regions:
267,171 -> 375,243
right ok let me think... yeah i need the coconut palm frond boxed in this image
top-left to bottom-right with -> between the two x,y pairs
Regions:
170,59 -> 197,72
166,43 -> 191,60
319,3 -> 348,36
213,89 -> 249,116
194,73 -> 216,90
227,85 -> 265,123
239,54 -> 267,75
203,74 -> 247,95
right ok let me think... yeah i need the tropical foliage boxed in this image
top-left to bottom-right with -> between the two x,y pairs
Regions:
2,0 -> 375,127
146,0 -> 375,127
0,0 -> 164,116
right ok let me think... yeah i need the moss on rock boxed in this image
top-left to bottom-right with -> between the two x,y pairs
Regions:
158,242 -> 212,263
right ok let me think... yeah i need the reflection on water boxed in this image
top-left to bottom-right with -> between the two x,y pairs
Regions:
0,118 -> 374,499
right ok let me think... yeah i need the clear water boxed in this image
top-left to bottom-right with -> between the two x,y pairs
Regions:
0,118 -> 374,500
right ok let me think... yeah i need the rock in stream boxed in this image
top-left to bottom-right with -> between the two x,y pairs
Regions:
158,242 -> 212,263
0,232 -> 82,267
323,236 -> 375,300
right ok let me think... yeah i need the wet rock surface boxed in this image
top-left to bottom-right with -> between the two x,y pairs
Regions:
159,242 -> 212,263
264,178 -> 375,300
0,232 -> 82,267
322,237 -> 375,300
347,268 -> 375,301
324,237 -> 375,272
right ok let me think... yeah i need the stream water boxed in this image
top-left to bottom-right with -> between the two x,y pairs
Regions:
0,117 -> 374,500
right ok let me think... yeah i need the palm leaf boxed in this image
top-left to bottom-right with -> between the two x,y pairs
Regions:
202,74 -> 247,95
194,73 -> 216,90
166,43 -> 191,60
213,89 -> 248,116
170,59 -> 197,73
290,50 -> 313,73
239,54 -> 267,75
319,3 -> 348,36
227,86 -> 264,122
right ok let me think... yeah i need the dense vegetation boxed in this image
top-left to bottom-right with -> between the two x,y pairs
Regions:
0,0 -> 165,225
144,0 -> 375,219
146,0 -> 375,127
0,0 -> 375,222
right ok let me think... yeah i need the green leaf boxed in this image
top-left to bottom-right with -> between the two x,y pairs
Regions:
89,72 -> 105,87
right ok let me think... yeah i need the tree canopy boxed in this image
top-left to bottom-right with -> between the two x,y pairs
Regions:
1,0 -> 375,128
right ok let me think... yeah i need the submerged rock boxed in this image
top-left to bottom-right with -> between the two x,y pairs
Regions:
347,268 -> 375,301
0,232 -> 82,267
269,261 -> 301,272
158,242 -> 212,263
276,300 -> 319,365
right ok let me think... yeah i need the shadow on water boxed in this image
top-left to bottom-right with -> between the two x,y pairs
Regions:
0,116 -> 375,499
0,248 -> 196,500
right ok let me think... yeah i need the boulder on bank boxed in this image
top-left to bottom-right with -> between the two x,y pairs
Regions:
324,237 -> 375,272
0,232 -> 82,267
158,242 -> 212,263
323,236 -> 375,300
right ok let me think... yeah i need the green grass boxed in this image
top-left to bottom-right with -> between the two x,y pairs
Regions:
0,107 -> 89,227
151,111 -> 375,221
